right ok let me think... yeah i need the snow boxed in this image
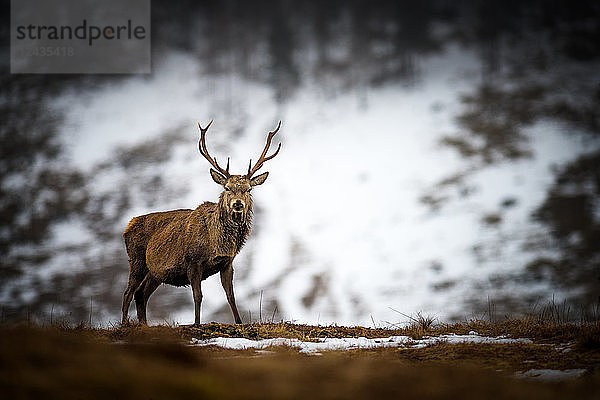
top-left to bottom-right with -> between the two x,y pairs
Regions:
49,218 -> 95,248
42,41 -> 600,325
515,369 -> 587,382
191,333 -> 532,354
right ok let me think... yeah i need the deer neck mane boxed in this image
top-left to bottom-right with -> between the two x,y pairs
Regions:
211,197 -> 252,258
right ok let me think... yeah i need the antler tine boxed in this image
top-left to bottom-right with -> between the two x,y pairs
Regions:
197,120 -> 230,178
246,121 -> 282,178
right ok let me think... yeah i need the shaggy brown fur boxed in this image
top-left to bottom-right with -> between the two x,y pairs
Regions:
121,121 -> 281,326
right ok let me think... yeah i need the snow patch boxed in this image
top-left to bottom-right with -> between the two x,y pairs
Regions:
191,333 -> 532,354
515,368 -> 587,382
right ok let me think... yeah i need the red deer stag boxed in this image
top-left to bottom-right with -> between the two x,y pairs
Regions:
121,121 -> 282,326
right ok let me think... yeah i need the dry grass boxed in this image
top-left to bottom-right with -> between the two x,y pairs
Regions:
173,317 -> 600,345
1,319 -> 599,399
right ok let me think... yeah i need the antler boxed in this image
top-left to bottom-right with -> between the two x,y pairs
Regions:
198,120 -> 231,178
246,121 -> 282,178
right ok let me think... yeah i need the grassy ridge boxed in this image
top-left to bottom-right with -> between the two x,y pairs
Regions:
108,318 -> 600,346
1,320 -> 599,399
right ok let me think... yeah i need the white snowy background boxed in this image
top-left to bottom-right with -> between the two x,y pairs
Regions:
3,3 -> 599,326
44,44 -> 596,326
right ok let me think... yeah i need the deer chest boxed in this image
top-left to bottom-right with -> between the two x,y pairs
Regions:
201,255 -> 232,280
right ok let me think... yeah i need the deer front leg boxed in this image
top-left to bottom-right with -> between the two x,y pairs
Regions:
187,265 -> 204,326
220,262 -> 242,324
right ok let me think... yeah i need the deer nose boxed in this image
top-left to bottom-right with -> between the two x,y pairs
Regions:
232,200 -> 244,212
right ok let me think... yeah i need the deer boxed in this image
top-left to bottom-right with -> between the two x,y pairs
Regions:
121,120 -> 282,326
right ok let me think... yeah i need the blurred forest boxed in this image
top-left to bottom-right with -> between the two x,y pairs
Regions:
0,0 -> 599,323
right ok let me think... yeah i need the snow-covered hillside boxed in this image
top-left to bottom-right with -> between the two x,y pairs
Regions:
42,42 -> 597,326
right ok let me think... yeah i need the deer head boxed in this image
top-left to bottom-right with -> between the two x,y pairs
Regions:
198,120 -> 282,224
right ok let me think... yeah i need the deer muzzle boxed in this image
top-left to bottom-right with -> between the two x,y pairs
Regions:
232,200 -> 245,212
230,199 -> 246,222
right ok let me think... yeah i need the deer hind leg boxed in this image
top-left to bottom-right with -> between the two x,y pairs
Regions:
122,258 -> 147,324
134,274 -> 160,325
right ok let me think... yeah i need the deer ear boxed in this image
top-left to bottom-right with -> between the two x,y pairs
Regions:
250,171 -> 269,187
210,169 -> 227,185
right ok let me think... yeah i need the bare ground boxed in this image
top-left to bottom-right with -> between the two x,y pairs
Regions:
1,319 -> 598,399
